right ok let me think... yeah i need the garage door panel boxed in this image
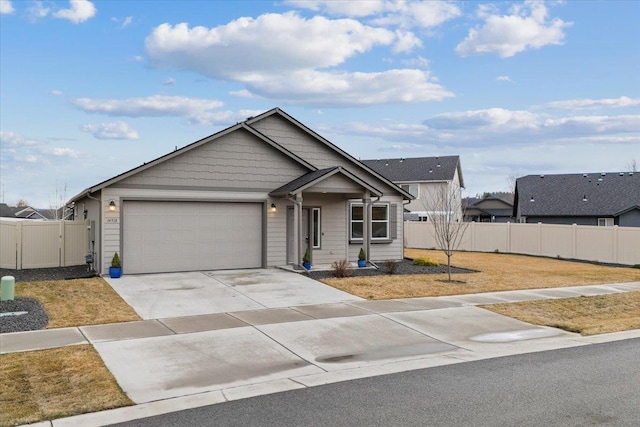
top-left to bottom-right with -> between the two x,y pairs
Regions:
123,201 -> 263,274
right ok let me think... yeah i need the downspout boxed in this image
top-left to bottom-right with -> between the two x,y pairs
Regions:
85,191 -> 101,274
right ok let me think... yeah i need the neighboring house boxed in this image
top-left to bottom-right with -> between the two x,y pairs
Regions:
464,196 -> 514,223
67,108 -> 413,275
361,156 -> 464,222
0,203 -> 50,220
514,172 -> 640,227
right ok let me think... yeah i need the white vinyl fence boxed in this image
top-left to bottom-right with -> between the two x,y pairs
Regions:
405,221 -> 640,266
0,219 -> 89,270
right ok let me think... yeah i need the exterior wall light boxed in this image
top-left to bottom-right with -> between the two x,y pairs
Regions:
109,200 -> 116,212
271,203 -> 277,212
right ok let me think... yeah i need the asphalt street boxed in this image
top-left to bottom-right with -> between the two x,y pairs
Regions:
109,337 -> 640,427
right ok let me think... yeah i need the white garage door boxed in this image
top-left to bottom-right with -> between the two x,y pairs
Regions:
123,201 -> 263,274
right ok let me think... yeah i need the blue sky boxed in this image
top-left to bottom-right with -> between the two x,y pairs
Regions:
1,0 -> 638,208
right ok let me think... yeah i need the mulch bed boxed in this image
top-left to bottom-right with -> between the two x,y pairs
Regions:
307,258 -> 474,280
0,265 -> 94,283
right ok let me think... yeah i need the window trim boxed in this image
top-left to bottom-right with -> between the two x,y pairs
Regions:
350,202 -> 390,241
597,217 -> 614,227
400,183 -> 419,199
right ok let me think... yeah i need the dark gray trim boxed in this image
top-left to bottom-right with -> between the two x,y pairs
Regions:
390,203 -> 398,240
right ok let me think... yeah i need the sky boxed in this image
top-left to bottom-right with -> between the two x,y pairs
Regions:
1,0 -> 639,208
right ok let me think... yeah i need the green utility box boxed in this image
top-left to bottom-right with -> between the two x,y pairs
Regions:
1,276 -> 15,301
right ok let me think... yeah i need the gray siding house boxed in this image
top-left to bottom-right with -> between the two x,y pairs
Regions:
362,156 -> 464,222
68,108 -> 412,275
514,172 -> 640,227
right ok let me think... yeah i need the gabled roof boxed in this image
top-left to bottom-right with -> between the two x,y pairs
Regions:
69,107 -> 412,203
69,119 -> 316,203
247,108 -> 413,200
270,166 -> 383,197
514,172 -> 640,217
361,155 -> 464,187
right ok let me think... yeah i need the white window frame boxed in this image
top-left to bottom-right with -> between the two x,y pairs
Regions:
350,203 -> 390,241
400,183 -> 419,199
597,217 -> 614,227
312,207 -> 321,248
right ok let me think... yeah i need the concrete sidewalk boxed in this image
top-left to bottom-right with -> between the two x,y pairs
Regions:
4,281 -> 640,427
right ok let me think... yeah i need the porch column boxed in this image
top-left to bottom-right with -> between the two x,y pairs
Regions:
362,191 -> 370,264
295,193 -> 304,266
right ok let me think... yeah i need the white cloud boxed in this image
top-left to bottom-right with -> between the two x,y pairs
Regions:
50,89 -> 63,96
229,89 -> 253,98
496,75 -> 512,83
188,109 -> 265,126
42,147 -> 81,157
27,1 -> 50,21
122,16 -> 132,27
545,96 -> 640,110
334,108 -> 640,147
53,0 -> 96,24
162,77 -> 176,86
144,13 -> 452,107
392,30 -> 422,53
81,122 -> 140,140
456,1 -> 571,58
370,0 -> 462,29
241,68 -> 453,106
145,13 -> 395,78
286,0 -> 461,28
1,0 -> 14,14
283,0 -> 385,18
72,95 -> 224,118
131,55 -> 144,63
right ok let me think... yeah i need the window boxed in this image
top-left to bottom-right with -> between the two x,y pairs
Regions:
597,218 -> 614,227
350,203 -> 389,240
400,184 -> 419,198
312,208 -> 321,248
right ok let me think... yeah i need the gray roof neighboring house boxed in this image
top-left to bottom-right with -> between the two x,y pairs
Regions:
514,172 -> 640,218
0,203 -> 52,219
361,156 -> 464,186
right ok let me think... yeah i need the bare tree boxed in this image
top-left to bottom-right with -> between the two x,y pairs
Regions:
626,159 -> 638,173
427,185 -> 469,282
49,182 -> 67,220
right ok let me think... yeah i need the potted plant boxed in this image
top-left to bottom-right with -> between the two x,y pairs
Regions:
302,248 -> 312,270
357,248 -> 367,268
109,252 -> 122,278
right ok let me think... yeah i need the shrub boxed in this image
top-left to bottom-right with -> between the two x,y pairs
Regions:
632,264 -> 640,269
302,248 -> 311,263
383,260 -> 398,275
331,259 -> 352,278
413,257 -> 439,267
358,248 -> 366,261
111,252 -> 121,268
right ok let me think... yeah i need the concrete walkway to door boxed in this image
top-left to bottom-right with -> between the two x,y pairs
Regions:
104,268 -> 363,320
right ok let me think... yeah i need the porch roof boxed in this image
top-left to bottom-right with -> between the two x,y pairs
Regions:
269,166 -> 383,198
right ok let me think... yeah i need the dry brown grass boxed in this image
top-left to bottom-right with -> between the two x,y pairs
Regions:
483,291 -> 640,335
0,345 -> 132,426
16,277 -> 140,328
321,249 -> 640,299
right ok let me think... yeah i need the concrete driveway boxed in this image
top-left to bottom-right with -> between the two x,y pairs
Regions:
104,268 -> 362,319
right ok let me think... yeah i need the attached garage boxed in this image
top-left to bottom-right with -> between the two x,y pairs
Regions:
122,201 -> 263,274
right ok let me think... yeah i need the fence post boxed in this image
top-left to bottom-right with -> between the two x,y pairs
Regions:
15,221 -> 23,270
537,222 -> 542,256
506,222 -> 511,253
613,225 -> 618,264
572,224 -> 577,259
59,220 -> 65,268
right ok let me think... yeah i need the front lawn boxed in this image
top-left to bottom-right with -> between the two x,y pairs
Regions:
320,249 -> 640,299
